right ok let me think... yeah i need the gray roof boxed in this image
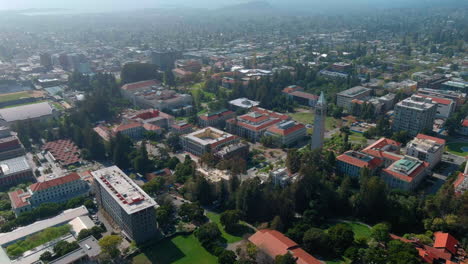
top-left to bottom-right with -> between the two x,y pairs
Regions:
0,156 -> 31,177
0,102 -> 53,122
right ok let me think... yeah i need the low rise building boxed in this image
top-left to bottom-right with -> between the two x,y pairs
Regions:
249,229 -> 321,264
264,120 -> 306,147
336,86 -> 372,111
454,161 -> 468,195
213,142 -> 249,161
181,127 -> 239,156
198,109 -> 235,129
417,88 -> 466,109
8,172 -> 90,215
282,85 -> 319,107
459,118 -> 468,136
123,109 -> 174,129
382,156 -> 429,191
92,166 -> 158,244
43,140 -> 81,167
0,156 -> 34,187
362,137 -> 402,167
171,122 -> 193,135
121,80 -> 192,111
0,127 -> 25,160
226,107 -> 290,142
228,98 -> 260,110
440,80 -> 467,93
269,168 -> 298,187
336,151 -> 383,178
0,102 -> 56,125
406,134 -> 445,169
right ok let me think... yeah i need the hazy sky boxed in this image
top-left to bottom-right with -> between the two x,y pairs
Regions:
0,0 -> 465,11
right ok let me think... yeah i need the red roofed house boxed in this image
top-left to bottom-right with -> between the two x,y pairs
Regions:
264,120 -> 307,147
282,85 -> 319,107
198,109 -> 235,129
42,139 -> 81,167
362,137 -> 402,167
406,134 -> 446,169
226,107 -> 290,142
8,172 -> 89,215
249,229 -> 322,264
336,150 -> 383,178
382,156 -> 429,191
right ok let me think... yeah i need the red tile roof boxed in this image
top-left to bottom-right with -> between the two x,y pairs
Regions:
113,122 -> 142,133
143,123 -> 161,132
462,119 -> 468,127
337,151 -> 383,169
43,139 -> 81,166
362,138 -> 402,160
290,248 -> 322,264
249,229 -> 321,264
383,161 -> 429,183
418,94 -> 453,105
454,172 -> 467,195
199,110 -> 235,121
8,189 -> 30,209
416,134 -> 446,145
30,172 -> 81,192
282,85 -> 303,93
434,232 -> 459,255
290,91 -> 319,101
121,80 -> 159,91
267,123 -> 306,136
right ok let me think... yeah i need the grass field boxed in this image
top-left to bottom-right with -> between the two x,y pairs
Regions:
206,212 -> 245,244
0,91 -> 32,103
132,234 -> 217,264
325,222 -> 370,264
289,112 -> 339,130
446,142 -> 468,156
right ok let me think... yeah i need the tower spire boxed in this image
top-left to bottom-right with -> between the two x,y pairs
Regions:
311,91 -> 326,150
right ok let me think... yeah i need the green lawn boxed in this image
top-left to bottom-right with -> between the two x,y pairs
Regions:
0,91 -> 32,103
289,112 -> 339,130
344,222 -> 372,240
132,234 -> 217,264
206,212 -> 244,244
446,142 -> 468,156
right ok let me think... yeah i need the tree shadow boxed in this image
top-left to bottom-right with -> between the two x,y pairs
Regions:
226,223 -> 255,238
141,237 -> 185,264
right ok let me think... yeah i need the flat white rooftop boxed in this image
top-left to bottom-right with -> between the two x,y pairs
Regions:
184,127 -> 236,147
0,206 -> 88,246
92,166 -> 157,215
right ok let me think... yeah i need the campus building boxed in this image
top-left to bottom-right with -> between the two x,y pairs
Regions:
362,137 -> 402,167
0,127 -> 25,160
392,95 -> 437,137
382,156 -> 429,191
181,127 -> 239,156
264,120 -> 306,147
406,134 -> 445,169
226,107 -> 290,142
336,151 -> 383,178
171,122 -> 193,135
336,86 -> 372,110
198,109 -> 235,129
123,109 -> 174,129
0,156 -> 34,187
92,166 -> 158,244
8,172 -> 90,215
417,88 -> 466,109
121,80 -> 192,111
249,229 -> 321,264
42,139 -> 81,167
282,85 -> 319,107
416,94 -> 455,119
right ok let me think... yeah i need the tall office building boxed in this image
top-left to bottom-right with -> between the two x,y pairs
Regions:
311,92 -> 326,150
39,52 -> 52,69
92,166 -> 158,243
151,50 -> 177,71
392,95 -> 437,137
